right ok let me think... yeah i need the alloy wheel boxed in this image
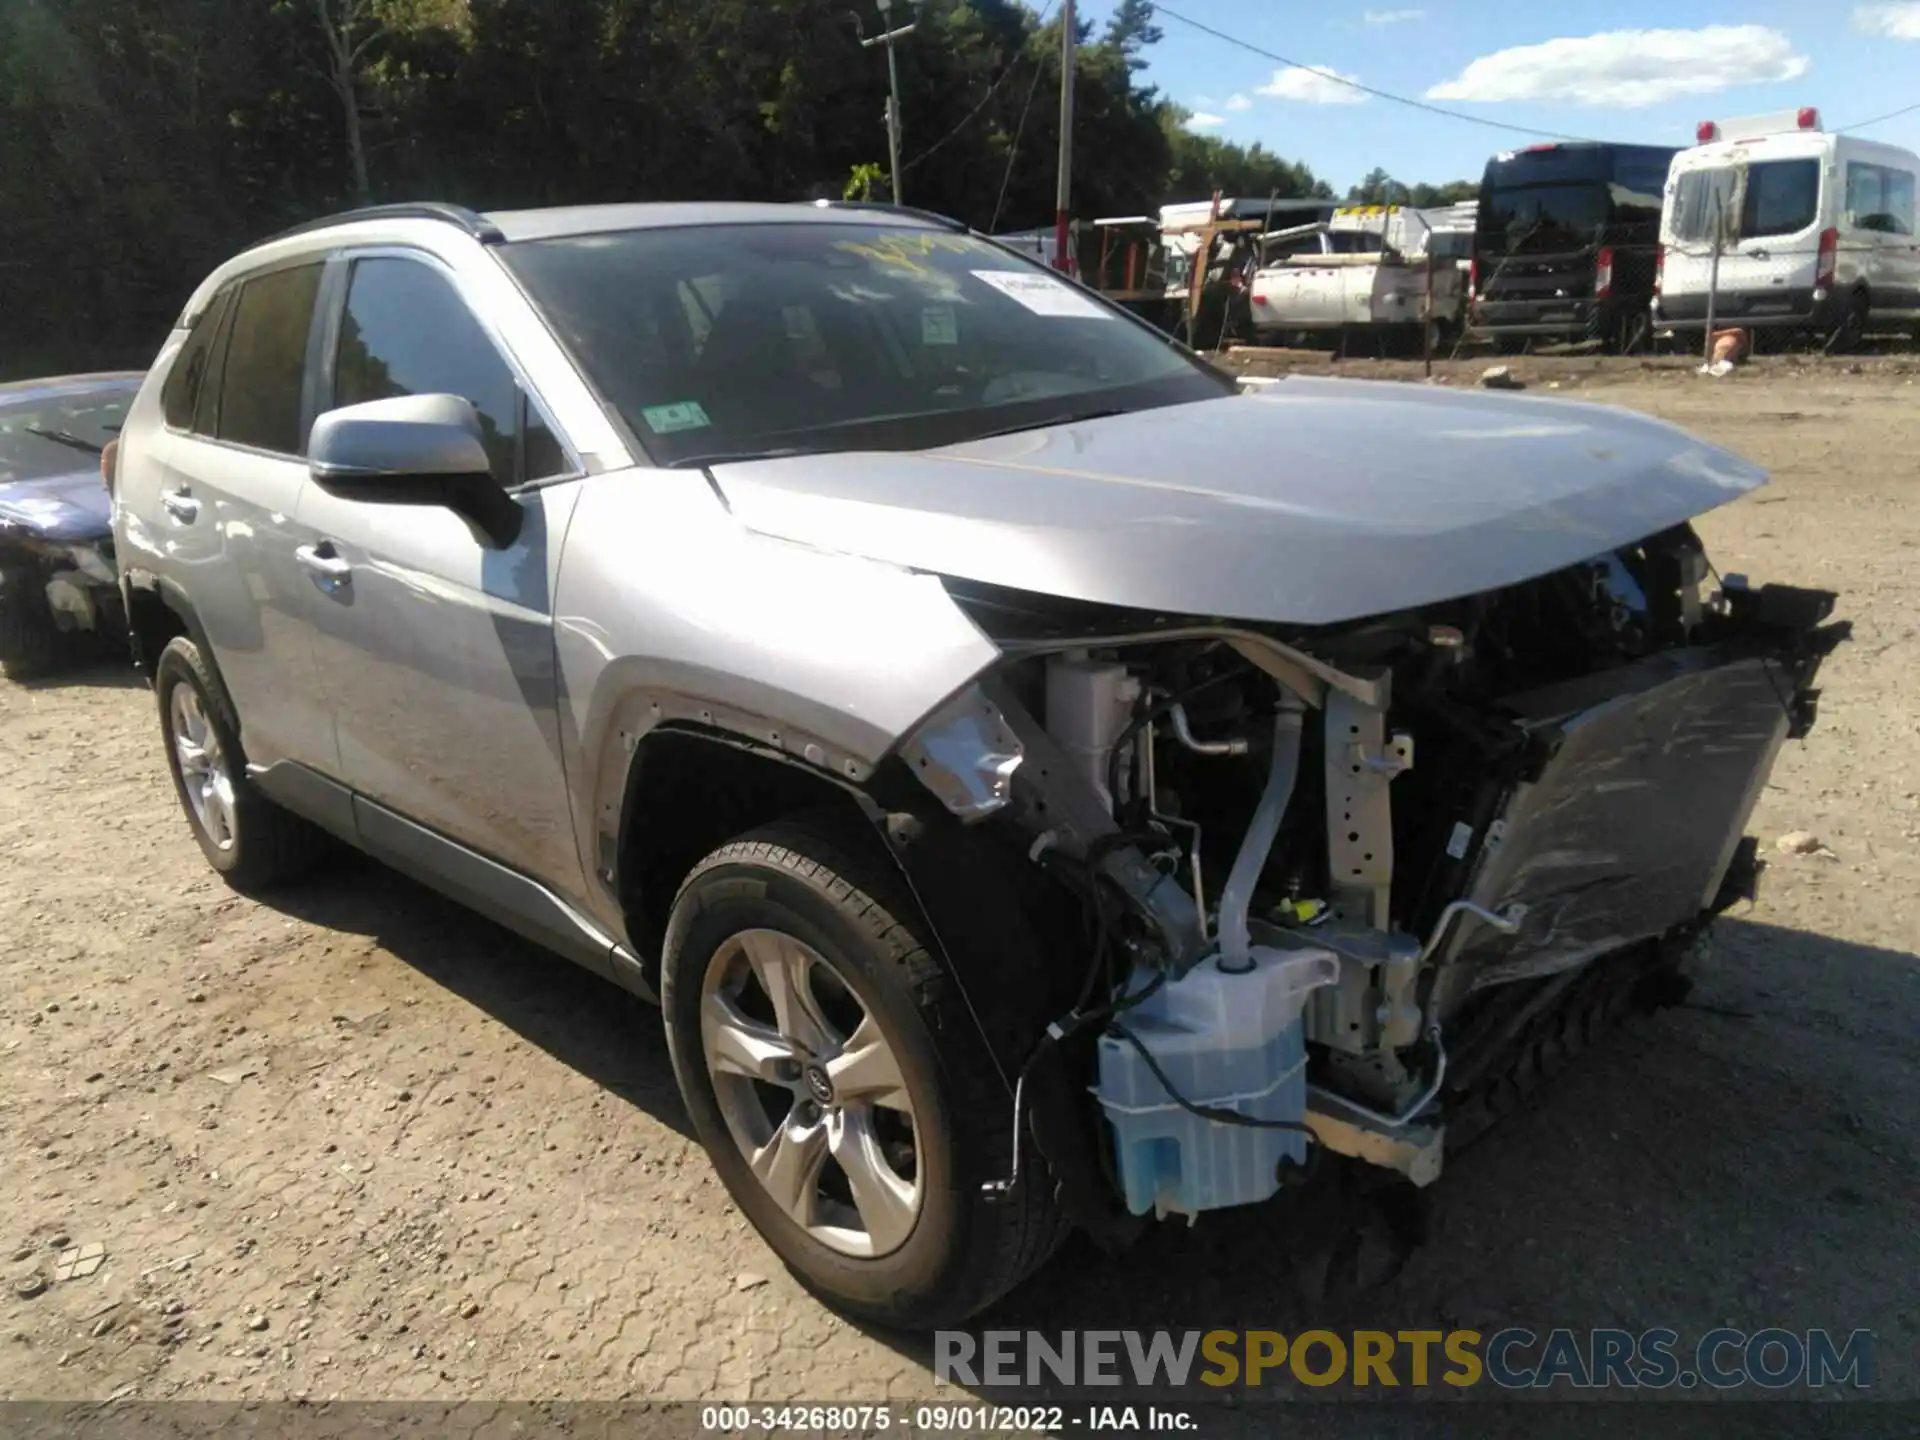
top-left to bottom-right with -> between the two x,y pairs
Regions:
700,928 -> 922,1258
170,684 -> 236,851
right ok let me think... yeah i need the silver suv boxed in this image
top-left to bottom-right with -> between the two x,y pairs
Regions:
112,201 -> 1843,1326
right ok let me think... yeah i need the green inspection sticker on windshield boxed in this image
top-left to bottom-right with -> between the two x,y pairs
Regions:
641,400 -> 711,434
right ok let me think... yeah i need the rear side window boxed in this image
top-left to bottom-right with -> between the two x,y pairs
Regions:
1846,162 -> 1916,235
332,257 -> 566,484
160,288 -> 234,430
217,263 -> 324,455
1609,153 -> 1673,223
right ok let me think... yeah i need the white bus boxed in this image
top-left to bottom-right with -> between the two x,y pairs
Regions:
1654,108 -> 1920,347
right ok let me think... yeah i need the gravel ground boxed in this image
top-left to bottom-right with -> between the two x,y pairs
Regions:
1,356 -> 1914,1409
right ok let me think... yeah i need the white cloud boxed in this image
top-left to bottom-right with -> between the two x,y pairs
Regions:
1364,8 -> 1425,24
1255,66 -> 1369,106
1185,111 -> 1226,129
1856,3 -> 1920,39
1225,93 -> 1251,111
1426,26 -> 1808,108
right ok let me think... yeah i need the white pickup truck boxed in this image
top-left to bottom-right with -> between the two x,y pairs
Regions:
1249,205 -> 1471,353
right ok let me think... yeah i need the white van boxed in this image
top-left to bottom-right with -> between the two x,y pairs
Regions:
1654,108 -> 1920,346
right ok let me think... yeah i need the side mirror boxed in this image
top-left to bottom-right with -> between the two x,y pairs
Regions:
308,394 -> 522,548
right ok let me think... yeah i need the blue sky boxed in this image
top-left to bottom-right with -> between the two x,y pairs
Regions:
1071,1 -> 1920,192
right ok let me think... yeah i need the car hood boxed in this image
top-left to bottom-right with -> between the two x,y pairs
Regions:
708,377 -> 1767,627
0,467 -> 110,544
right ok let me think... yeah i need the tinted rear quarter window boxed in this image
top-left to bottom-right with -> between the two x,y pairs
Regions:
1846,162 -> 1916,235
217,263 -> 323,455
1609,152 -> 1674,223
161,288 -> 233,430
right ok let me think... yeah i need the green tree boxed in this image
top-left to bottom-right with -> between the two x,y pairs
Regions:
1162,109 -> 1333,203
1103,0 -> 1161,67
0,0 -> 1335,376
1407,178 -> 1480,207
1346,166 -> 1411,205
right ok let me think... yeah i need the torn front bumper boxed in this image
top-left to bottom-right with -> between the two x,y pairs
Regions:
1427,610 -> 1843,1020
0,530 -> 121,637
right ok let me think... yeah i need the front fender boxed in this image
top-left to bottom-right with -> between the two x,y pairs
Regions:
552,467 -> 1002,938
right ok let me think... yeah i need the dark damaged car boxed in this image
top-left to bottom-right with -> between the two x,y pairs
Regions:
0,372 -> 141,678
110,202 -> 1844,1326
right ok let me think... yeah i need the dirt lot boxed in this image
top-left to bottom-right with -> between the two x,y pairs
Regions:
2,355 -> 1916,1408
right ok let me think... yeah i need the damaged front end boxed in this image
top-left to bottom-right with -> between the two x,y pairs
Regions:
887,525 -> 1845,1236
0,518 -> 124,678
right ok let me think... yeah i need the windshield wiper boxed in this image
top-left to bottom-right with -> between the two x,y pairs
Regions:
973,406 -> 1130,442
668,447 -> 815,470
22,425 -> 104,456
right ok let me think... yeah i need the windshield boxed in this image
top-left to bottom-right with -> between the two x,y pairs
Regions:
499,222 -> 1226,466
0,383 -> 135,485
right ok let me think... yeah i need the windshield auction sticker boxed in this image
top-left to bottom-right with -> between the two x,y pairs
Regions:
971,269 -> 1114,319
921,304 -> 959,345
641,400 -> 712,434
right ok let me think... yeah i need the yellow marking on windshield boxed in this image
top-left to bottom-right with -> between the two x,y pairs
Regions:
835,232 -> 983,275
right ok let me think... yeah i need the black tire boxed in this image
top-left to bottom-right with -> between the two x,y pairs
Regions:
661,819 -> 1064,1328
1400,319 -> 1443,360
0,589 -> 62,681
1831,290 -> 1870,354
154,635 -> 330,889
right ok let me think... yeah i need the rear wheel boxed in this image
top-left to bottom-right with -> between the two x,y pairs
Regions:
661,820 -> 1063,1327
154,636 -> 330,888
1831,290 -> 1870,353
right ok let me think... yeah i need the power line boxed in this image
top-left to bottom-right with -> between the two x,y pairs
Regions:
1152,3 -> 1593,143
904,1 -> 1056,174
1835,99 -> 1920,133
989,6 -> 1058,233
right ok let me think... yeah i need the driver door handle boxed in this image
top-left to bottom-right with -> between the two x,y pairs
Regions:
160,488 -> 200,523
295,542 -> 353,588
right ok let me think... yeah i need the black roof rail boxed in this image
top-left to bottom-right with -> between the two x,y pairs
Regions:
805,199 -> 971,233
265,202 -> 504,246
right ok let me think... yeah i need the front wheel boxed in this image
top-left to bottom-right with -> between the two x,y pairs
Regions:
0,586 -> 62,681
660,820 -> 1063,1327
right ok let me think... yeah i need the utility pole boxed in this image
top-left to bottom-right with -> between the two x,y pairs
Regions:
1054,0 -> 1076,272
862,0 -> 916,204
